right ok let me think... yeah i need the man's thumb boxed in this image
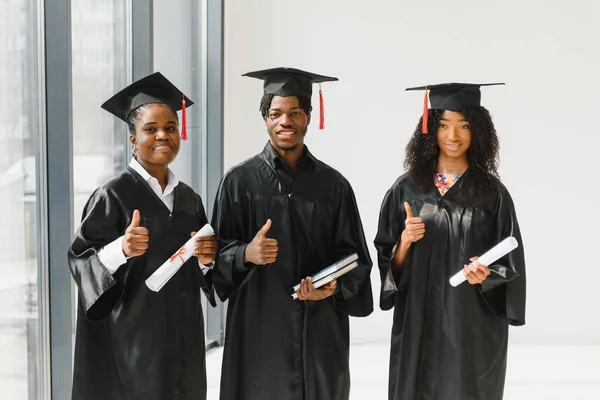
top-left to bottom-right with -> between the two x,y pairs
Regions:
258,219 -> 272,237
131,209 -> 140,227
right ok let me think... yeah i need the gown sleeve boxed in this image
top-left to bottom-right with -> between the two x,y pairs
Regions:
478,186 -> 527,326
68,189 -> 127,322
374,182 -> 412,311
211,176 -> 256,301
330,183 -> 374,317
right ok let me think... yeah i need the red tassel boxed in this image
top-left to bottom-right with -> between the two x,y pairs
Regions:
181,94 -> 187,141
319,84 -> 325,130
422,86 -> 429,134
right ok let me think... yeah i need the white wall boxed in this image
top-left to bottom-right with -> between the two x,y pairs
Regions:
224,0 -> 600,345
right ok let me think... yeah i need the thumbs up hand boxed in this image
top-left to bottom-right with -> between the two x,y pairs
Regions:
122,209 -> 149,257
401,201 -> 425,245
243,219 -> 278,265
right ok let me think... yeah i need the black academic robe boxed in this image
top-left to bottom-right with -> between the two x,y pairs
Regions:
211,142 -> 373,400
68,167 -> 215,400
374,170 -> 526,400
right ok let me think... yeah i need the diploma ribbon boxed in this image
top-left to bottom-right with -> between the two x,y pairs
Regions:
169,246 -> 187,263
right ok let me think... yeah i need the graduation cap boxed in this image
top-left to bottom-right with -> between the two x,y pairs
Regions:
101,72 -> 194,140
242,67 -> 339,130
405,82 -> 504,134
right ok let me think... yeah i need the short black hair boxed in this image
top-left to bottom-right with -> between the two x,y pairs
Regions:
259,94 -> 313,118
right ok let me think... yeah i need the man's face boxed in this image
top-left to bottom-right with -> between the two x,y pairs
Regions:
264,95 -> 310,152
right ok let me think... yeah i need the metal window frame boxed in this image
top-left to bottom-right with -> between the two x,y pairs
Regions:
35,0 -> 51,398
127,0 -> 154,167
132,0 -> 154,81
42,1 -> 74,399
191,0 -> 225,347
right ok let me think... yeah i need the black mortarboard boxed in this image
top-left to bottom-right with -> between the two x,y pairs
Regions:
405,82 -> 504,134
242,67 -> 338,129
101,71 -> 194,140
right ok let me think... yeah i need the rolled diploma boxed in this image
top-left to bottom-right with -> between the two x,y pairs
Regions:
145,223 -> 214,292
449,236 -> 518,287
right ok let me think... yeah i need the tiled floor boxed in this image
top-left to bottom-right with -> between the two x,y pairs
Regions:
205,342 -> 600,399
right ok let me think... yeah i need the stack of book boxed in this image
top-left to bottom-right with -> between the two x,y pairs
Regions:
291,253 -> 359,300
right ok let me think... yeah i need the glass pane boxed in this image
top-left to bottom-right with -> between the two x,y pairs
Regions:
72,0 -> 130,227
0,0 -> 42,398
71,0 -> 130,342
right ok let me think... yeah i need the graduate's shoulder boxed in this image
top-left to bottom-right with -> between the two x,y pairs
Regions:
480,175 -> 514,200
371,172 -> 424,214
216,154 -> 273,200
310,157 -> 353,187
220,153 -> 264,186
378,171 -> 415,201
490,176 -> 512,195
388,171 -> 413,191
489,176 -> 519,209
468,175 -> 518,214
175,180 -> 202,199
174,181 -> 208,214
87,168 -> 155,207
98,167 -> 140,194
77,171 -> 135,216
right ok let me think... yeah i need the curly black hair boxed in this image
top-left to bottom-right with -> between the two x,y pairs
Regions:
259,94 -> 313,118
404,106 -> 500,196
126,103 -> 178,134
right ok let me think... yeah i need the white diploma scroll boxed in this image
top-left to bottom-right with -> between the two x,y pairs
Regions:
145,223 -> 214,292
449,236 -> 518,287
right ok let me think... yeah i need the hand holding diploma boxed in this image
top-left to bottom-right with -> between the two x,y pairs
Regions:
192,231 -> 218,265
449,237 -> 519,287
145,223 -> 214,292
462,256 -> 491,285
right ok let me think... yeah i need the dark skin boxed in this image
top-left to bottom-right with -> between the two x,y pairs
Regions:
130,104 -> 180,191
264,95 -> 310,167
392,110 -> 490,285
244,95 -> 336,301
192,232 -> 219,266
123,103 -> 218,265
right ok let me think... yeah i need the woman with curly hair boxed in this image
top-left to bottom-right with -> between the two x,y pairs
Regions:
374,83 -> 527,400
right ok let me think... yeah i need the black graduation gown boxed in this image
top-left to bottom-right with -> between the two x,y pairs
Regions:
211,142 -> 373,400
374,170 -> 526,400
68,166 -> 215,400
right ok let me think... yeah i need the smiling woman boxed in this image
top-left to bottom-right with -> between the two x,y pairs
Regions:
127,103 -> 181,188
375,82 -> 526,400
436,111 -> 472,158
404,105 -> 500,196
67,72 -> 218,400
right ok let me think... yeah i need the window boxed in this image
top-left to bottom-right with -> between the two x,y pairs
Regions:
72,0 -> 130,224
0,0 -> 44,398
70,0 -> 131,347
